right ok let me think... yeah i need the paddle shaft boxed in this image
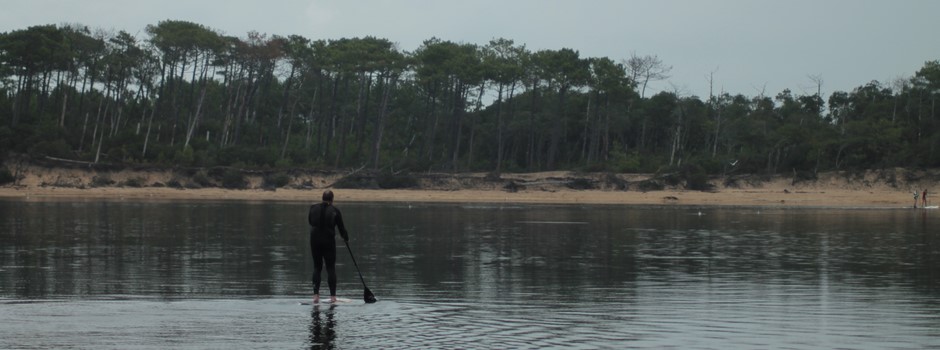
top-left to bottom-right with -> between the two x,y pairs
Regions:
344,241 -> 369,288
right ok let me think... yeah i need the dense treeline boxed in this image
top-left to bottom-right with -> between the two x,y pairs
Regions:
1,21 -> 939,177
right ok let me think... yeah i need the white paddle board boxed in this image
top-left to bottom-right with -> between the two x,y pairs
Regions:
299,297 -> 354,305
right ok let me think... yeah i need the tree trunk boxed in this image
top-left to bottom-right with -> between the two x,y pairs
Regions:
325,75 -> 340,160
59,92 -> 69,127
494,83 -> 504,175
335,76 -> 353,167
83,98 -> 104,152
11,74 -> 26,126
305,84 -> 320,151
712,104 -> 722,158
280,93 -> 301,160
277,64 -> 297,129
602,95 -> 611,161
142,107 -> 156,158
466,81 -> 486,170
354,71 -> 372,160
372,75 -> 397,170
547,87 -> 568,169
37,70 -> 50,118
669,124 -> 681,166
423,82 -> 439,163
170,59 -> 188,147
183,83 -> 209,149
78,112 -> 90,152
451,82 -> 468,173
527,80 -> 538,169
94,126 -> 105,164
581,93 -> 592,161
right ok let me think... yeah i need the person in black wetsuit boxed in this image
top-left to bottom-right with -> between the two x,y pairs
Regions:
308,190 -> 349,303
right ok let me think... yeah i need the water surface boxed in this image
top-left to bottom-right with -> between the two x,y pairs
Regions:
2,199 -> 939,348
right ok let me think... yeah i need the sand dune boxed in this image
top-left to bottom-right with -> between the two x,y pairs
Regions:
0,163 -> 935,208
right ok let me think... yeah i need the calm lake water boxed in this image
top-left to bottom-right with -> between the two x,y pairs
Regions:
1,198 -> 939,349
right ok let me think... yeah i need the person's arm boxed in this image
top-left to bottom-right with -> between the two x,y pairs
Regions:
335,208 -> 349,242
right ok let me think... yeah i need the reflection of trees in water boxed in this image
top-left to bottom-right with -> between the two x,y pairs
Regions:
3,202 -> 940,300
630,209 -> 940,292
390,205 -> 641,301
0,201 -> 313,297
309,305 -> 336,350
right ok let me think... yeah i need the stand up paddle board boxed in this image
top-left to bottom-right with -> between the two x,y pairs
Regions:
299,297 -> 353,305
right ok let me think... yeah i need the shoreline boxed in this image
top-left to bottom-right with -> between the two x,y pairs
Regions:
0,162 -> 933,208
0,186 -> 919,208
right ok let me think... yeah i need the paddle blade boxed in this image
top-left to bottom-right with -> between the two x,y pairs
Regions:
364,288 -> 377,303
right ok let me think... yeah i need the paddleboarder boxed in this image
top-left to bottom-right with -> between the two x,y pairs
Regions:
923,189 -> 929,208
308,190 -> 349,304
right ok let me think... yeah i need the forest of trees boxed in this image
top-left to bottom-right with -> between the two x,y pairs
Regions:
1,21 -> 939,178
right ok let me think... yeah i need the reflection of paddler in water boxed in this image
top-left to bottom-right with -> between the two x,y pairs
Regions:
309,304 -> 337,349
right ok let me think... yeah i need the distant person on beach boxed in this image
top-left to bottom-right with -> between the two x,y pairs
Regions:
308,190 -> 349,303
923,189 -> 929,208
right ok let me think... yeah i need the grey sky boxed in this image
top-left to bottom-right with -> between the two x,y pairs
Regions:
3,0 -> 939,100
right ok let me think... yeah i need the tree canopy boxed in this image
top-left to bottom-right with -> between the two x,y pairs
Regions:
1,21 -> 939,176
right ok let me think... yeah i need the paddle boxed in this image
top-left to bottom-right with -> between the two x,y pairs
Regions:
344,240 -> 377,303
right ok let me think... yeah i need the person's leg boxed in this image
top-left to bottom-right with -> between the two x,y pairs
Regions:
311,240 -> 325,302
324,243 -> 338,302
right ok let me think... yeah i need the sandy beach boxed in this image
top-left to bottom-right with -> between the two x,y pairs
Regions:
0,163 -> 932,208
0,186 -> 919,208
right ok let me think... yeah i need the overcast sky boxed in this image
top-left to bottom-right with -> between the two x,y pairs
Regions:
3,0 -> 939,99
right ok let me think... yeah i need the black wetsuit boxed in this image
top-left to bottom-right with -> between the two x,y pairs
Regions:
308,202 -> 349,296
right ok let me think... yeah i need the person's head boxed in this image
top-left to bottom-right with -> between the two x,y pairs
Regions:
322,190 -> 334,203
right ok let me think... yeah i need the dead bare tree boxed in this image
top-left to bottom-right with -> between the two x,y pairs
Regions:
891,75 -> 909,123
624,53 -> 672,98
706,68 -> 724,158
807,74 -> 824,98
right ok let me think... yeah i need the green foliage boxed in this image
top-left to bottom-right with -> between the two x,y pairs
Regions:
0,127 -> 13,157
1,21 -> 938,180
565,178 -> 596,190
610,149 -> 642,173
192,170 -> 212,187
791,170 -> 818,185
635,179 -> 665,192
274,158 -> 293,168
262,172 -> 291,188
0,168 -> 14,185
27,140 -> 71,159
175,146 -> 195,167
167,178 -> 184,189
679,164 -> 714,192
686,156 -> 724,175
107,146 -> 127,163
653,163 -> 714,191
377,172 -> 419,189
121,177 -> 145,187
604,173 -> 629,191
220,169 -> 247,189
332,174 -> 377,189
193,149 -> 215,168
91,175 -> 115,187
